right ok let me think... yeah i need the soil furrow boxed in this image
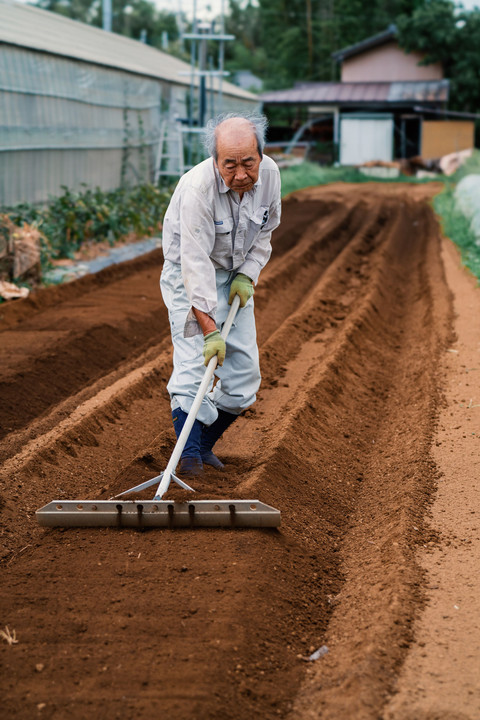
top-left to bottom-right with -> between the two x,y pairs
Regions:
0,184 -> 453,720
288,197 -> 452,719
0,195 -> 352,446
0,192 -> 386,454
0,249 -> 166,331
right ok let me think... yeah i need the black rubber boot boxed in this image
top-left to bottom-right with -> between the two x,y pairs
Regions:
172,409 -> 204,477
200,409 -> 238,469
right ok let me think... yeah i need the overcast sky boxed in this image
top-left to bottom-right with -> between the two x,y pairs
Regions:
16,0 -> 480,20
156,0 -> 480,20
157,0 -> 228,22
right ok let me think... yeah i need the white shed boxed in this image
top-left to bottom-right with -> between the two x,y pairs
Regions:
339,113 -> 394,166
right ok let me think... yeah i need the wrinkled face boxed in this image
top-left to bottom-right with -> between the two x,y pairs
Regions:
214,122 -> 262,195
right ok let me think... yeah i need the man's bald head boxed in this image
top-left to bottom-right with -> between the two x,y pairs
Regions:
216,118 -> 260,167
215,117 -> 260,160
204,112 -> 267,161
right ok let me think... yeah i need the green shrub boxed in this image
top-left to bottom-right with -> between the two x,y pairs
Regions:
3,183 -> 172,270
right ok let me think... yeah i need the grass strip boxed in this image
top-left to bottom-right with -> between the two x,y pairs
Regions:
433,184 -> 480,283
279,161 -> 429,197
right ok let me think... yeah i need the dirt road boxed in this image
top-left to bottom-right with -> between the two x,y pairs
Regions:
1,183 -> 478,719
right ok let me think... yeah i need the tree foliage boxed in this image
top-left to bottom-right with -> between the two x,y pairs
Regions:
224,1 -> 268,77
224,0 -> 424,88
397,0 -> 480,112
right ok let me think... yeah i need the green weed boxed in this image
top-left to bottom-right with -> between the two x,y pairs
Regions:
3,183 -> 172,277
433,184 -> 480,283
279,161 -> 430,198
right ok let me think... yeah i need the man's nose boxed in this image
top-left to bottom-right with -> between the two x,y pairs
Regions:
235,166 -> 247,180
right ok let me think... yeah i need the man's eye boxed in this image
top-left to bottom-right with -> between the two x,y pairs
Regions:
244,162 -> 254,169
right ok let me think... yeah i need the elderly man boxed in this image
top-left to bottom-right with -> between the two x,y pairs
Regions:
160,112 -> 281,476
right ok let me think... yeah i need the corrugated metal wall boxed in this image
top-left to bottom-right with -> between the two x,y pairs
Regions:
0,45 -> 165,205
0,44 -> 257,207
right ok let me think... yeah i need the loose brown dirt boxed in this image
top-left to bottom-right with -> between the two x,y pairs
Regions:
1,183 -> 478,719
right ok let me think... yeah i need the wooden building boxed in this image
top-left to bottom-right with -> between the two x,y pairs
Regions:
261,25 -> 475,165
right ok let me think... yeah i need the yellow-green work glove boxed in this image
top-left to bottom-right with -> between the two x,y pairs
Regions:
203,330 -> 226,366
228,273 -> 254,308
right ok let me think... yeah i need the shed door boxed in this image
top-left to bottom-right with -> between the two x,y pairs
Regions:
340,117 -> 393,165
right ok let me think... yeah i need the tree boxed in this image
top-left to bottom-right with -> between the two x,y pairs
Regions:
396,0 -> 457,73
332,0 -> 424,53
227,0 -> 424,89
397,0 -> 480,112
452,9 -> 480,112
224,1 -> 267,78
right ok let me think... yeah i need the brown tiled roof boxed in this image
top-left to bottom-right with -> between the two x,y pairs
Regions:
260,81 -> 449,105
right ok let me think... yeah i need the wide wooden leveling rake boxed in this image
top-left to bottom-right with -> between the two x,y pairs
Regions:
36,296 -> 281,530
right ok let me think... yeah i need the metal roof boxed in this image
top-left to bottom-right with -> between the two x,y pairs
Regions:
0,0 -> 256,101
260,81 -> 449,106
332,24 -> 397,62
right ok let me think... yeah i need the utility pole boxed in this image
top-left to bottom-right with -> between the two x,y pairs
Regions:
219,0 -> 225,111
102,0 -> 112,32
198,22 -> 209,128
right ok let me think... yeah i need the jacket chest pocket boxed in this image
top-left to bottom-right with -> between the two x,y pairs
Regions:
246,206 -> 269,248
213,216 -> 234,257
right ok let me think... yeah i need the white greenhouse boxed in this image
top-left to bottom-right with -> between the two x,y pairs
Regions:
0,0 -> 258,206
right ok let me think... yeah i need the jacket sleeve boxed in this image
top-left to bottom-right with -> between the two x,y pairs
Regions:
237,170 -> 282,283
179,187 -> 217,337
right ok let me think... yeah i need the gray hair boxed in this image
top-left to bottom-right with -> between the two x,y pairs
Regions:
203,112 -> 268,160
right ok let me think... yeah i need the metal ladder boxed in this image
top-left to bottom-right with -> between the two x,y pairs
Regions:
154,120 -> 185,182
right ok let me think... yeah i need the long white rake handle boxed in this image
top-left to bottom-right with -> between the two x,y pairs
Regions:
154,294 -> 241,499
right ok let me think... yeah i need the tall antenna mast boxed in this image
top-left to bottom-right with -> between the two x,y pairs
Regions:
181,3 -> 234,127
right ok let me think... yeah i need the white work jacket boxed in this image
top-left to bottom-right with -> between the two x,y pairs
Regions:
162,154 -> 281,334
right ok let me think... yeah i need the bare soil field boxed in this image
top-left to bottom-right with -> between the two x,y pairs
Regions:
1,183 -> 479,719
